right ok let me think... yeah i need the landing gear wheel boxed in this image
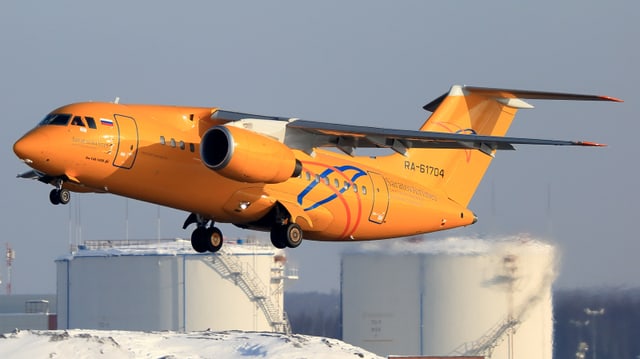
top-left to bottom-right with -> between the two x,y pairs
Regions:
285,223 -> 303,248
49,189 -> 61,205
58,189 -> 71,204
190,227 -> 209,253
49,189 -> 70,205
205,227 -> 223,253
270,228 -> 287,249
270,223 -> 303,249
190,226 -> 224,253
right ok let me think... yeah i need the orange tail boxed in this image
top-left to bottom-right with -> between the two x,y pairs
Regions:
405,85 -> 527,207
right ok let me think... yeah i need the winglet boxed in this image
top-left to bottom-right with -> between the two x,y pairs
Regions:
598,95 -> 623,103
575,141 -> 607,147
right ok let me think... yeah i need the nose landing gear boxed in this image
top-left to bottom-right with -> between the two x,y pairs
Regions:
49,188 -> 71,205
49,179 -> 70,205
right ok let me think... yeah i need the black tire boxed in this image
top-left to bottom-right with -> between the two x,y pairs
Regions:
285,223 -> 303,248
58,189 -> 71,205
206,227 -> 223,253
49,189 -> 61,205
190,227 -> 209,253
270,223 -> 304,249
270,226 -> 287,249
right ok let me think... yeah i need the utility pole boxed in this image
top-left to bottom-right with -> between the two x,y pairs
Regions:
5,243 -> 15,295
570,319 -> 590,359
584,307 -> 605,359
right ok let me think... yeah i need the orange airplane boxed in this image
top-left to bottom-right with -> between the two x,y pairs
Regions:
13,85 -> 621,253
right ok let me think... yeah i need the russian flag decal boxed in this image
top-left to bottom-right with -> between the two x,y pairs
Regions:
100,118 -> 114,127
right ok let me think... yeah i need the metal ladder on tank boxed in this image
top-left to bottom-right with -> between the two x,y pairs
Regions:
449,269 -> 556,358
202,247 -> 291,334
450,317 -> 521,357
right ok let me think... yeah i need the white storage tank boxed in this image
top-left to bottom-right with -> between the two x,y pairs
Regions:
56,238 -> 291,333
341,236 -> 556,359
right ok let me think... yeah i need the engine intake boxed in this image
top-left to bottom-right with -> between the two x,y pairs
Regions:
201,125 -> 302,183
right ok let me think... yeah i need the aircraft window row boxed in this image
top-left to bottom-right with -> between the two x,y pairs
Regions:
303,171 -> 367,195
159,136 -> 196,152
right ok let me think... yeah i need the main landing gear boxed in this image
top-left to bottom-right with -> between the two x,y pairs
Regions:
183,211 -> 305,253
183,213 -> 224,253
191,226 -> 223,253
270,222 -> 303,249
268,204 -> 304,249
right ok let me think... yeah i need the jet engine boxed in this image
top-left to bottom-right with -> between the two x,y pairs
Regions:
201,125 -> 302,183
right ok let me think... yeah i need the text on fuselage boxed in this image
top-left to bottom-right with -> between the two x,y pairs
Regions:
404,161 -> 445,178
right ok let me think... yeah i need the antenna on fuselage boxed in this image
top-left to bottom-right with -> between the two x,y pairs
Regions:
113,97 -> 120,104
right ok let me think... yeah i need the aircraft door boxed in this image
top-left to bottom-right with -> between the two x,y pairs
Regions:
112,115 -> 139,169
368,172 -> 389,224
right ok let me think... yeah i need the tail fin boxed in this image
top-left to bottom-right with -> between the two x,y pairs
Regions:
406,85 -> 618,207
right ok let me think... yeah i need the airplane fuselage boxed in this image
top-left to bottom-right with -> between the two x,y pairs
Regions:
14,102 -> 474,242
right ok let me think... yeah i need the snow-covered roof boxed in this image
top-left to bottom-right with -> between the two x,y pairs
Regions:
58,238 -> 279,260
350,235 -> 554,256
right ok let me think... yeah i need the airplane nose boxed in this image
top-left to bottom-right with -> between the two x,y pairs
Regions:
13,131 -> 48,163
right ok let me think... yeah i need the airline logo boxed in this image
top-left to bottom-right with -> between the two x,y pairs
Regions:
297,164 -> 366,211
297,163 -> 367,238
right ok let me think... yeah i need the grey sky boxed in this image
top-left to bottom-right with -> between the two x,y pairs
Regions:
1,1 -> 637,294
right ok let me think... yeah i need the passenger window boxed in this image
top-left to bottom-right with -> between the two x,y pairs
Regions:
170,138 -> 176,148
334,178 -> 340,188
85,117 -> 97,129
343,181 -> 350,190
305,172 -> 311,181
314,175 -> 320,183
160,136 -> 166,145
323,177 -> 329,185
362,186 -> 367,195
71,116 -> 85,126
353,185 -> 358,194
179,141 -> 185,150
189,143 -> 195,152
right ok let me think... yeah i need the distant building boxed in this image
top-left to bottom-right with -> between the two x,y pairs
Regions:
56,238 -> 296,333
0,294 -> 57,333
342,236 -> 556,359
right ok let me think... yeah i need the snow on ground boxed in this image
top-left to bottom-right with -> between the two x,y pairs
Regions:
0,329 -> 384,359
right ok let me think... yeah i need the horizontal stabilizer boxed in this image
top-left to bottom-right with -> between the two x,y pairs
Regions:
424,86 -> 622,112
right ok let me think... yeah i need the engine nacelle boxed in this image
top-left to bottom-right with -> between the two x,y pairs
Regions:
201,125 -> 302,183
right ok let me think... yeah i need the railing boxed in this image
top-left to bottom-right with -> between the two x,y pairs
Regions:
450,317 -> 520,357
203,247 -> 291,334
450,267 -> 556,357
79,239 -> 178,250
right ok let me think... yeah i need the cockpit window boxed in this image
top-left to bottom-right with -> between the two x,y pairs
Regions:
39,113 -> 72,126
71,116 -> 85,126
85,117 -> 97,129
